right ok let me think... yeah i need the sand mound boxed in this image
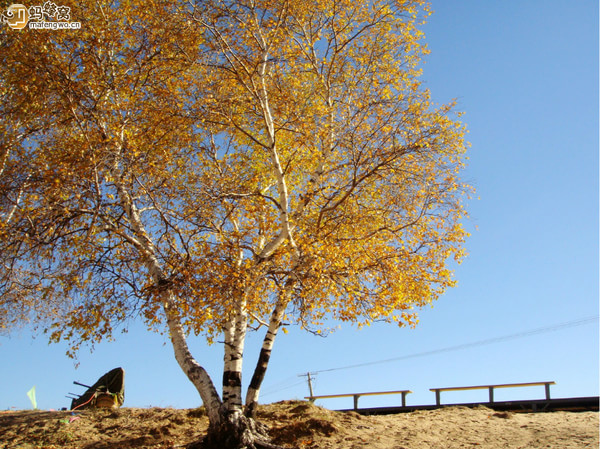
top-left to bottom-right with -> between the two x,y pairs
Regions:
0,401 -> 597,448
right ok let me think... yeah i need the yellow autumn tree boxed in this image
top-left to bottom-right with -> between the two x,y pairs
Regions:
0,0 -> 470,447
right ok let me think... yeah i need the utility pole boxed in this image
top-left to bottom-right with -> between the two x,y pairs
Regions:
299,372 -> 315,400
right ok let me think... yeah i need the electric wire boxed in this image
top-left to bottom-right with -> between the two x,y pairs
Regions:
261,378 -> 307,397
263,316 -> 598,397
307,315 -> 599,375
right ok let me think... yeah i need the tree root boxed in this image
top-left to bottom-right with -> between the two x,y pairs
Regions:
189,414 -> 287,449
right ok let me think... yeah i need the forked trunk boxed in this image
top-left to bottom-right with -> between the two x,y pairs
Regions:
113,145 -> 282,447
165,299 -> 283,449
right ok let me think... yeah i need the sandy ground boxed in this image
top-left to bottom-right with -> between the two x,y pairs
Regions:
0,401 -> 597,449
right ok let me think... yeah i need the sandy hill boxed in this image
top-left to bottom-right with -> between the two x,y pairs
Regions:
0,400 -> 597,448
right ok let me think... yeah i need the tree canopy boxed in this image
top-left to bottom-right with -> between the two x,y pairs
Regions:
1,0 -> 471,446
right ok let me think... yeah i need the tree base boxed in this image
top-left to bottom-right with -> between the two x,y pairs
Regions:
189,414 -> 284,449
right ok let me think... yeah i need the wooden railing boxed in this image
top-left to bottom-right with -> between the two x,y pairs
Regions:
429,381 -> 556,406
306,389 -> 412,410
304,381 -> 557,410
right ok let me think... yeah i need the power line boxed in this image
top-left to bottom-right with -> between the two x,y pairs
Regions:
260,377 -> 307,397
307,315 -> 599,375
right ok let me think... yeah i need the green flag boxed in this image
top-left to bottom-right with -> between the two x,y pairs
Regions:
26,386 -> 37,409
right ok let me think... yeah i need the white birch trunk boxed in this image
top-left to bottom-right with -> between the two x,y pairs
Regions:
222,302 -> 247,417
245,290 -> 289,408
164,299 -> 224,427
255,47 -> 294,260
112,162 -> 223,427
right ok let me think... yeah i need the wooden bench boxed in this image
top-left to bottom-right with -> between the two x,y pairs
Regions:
306,390 -> 412,410
430,381 -> 556,406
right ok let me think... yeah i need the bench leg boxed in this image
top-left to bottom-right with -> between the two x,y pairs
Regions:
353,395 -> 360,410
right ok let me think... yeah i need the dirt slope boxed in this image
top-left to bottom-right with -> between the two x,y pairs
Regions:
0,401 -> 597,449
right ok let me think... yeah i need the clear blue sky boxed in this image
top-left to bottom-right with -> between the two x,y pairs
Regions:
1,0 -> 598,411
